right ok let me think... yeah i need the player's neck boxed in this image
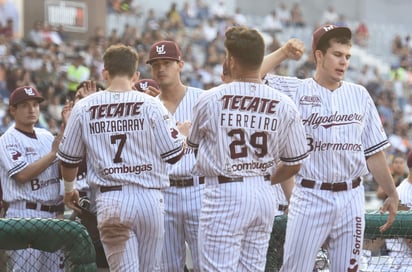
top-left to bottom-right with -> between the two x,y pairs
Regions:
313,75 -> 341,91
106,77 -> 133,92
232,72 -> 262,83
159,83 -> 187,103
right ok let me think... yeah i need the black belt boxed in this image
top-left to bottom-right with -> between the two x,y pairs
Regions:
217,175 -> 271,184
100,185 -> 122,193
278,204 -> 288,211
26,202 -> 65,213
300,177 -> 361,192
170,177 -> 205,187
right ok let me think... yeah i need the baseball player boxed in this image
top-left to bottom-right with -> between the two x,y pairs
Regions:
0,86 -> 64,271
146,40 -> 206,272
58,44 -> 185,271
264,24 -> 399,271
187,26 -> 309,271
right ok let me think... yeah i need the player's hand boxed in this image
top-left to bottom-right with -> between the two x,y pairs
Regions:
144,86 -> 161,97
75,80 -> 97,102
281,38 -> 305,61
61,99 -> 74,127
177,121 -> 192,137
379,195 -> 399,232
51,132 -> 63,154
64,189 -> 81,213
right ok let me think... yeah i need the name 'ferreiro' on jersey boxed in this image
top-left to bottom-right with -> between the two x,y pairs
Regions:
220,95 -> 279,131
88,102 -> 145,134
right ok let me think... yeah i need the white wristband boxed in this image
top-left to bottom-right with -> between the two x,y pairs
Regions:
64,179 -> 75,193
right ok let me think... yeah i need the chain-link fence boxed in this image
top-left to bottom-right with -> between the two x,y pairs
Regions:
265,211 -> 412,272
0,218 -> 96,272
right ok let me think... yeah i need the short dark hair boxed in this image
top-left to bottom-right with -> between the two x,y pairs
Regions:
224,26 -> 265,70
103,44 -> 139,78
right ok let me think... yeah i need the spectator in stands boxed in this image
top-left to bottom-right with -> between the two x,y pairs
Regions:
66,55 -> 90,100
233,7 -> 247,26
166,2 -> 183,32
335,14 -> 348,27
321,5 -> 339,24
210,0 -> 228,21
180,2 -> 199,28
0,0 -> 19,38
290,3 -> 305,27
392,34 -> 409,58
262,10 -> 283,35
376,152 -> 408,200
354,21 -> 369,47
277,1 -> 291,27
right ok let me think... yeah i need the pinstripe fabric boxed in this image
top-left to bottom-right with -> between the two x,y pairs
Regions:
95,185 -> 164,271
58,90 -> 184,189
187,82 -> 309,271
159,87 -> 205,272
272,183 -> 288,217
187,82 -> 309,177
0,127 -> 61,204
58,90 -> 185,271
265,74 -> 389,271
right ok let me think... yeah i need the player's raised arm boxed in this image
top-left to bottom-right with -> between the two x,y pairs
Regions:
260,38 -> 305,78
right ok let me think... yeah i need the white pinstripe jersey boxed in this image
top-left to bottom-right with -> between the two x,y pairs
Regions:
158,87 -> 205,178
57,90 -> 184,189
264,74 -> 390,182
0,126 -> 61,203
187,82 -> 309,177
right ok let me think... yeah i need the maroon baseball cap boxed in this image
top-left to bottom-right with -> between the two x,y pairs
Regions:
9,86 -> 44,105
134,79 -> 160,92
312,24 -> 352,55
407,151 -> 412,168
146,40 -> 182,64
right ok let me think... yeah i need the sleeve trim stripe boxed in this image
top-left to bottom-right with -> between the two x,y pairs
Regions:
281,152 -> 309,163
364,140 -> 389,155
161,145 -> 183,159
57,151 -> 83,164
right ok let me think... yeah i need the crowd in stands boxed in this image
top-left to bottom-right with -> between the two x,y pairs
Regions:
0,0 -> 411,192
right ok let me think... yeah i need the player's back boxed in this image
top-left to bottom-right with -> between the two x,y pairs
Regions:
65,90 -> 182,188
192,81 -> 303,177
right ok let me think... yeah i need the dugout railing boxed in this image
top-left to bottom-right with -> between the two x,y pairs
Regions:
266,210 -> 412,272
0,218 -> 97,272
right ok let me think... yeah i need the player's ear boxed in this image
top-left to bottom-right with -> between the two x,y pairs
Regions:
132,71 -> 140,83
314,49 -> 322,64
101,69 -> 109,81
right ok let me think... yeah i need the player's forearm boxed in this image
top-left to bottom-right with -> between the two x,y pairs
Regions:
260,48 -> 288,78
60,163 -> 79,183
271,164 -> 301,185
367,151 -> 398,198
12,152 -> 57,184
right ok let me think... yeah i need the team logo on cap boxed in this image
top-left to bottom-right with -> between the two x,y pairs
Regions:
323,25 -> 335,32
139,82 -> 149,90
156,44 -> 167,55
24,87 -> 36,96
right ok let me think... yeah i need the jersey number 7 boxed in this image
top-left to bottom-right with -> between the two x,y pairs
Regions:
111,134 -> 127,163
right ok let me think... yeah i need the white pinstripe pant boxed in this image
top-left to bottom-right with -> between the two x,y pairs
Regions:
198,177 -> 277,272
96,184 -> 164,272
281,184 -> 365,272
